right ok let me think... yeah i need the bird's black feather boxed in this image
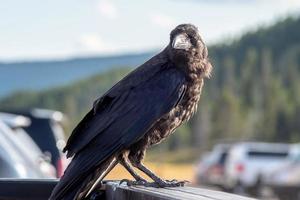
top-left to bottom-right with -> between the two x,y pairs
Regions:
50,62 -> 186,200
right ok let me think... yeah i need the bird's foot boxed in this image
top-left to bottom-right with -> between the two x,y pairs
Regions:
155,179 -> 189,187
119,179 -> 157,187
126,179 -> 189,188
119,178 -> 189,188
119,178 -> 148,186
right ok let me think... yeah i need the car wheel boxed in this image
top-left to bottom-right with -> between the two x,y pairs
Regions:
277,190 -> 299,200
233,182 -> 246,195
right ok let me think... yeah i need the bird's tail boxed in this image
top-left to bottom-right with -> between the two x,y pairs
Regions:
49,157 -> 116,200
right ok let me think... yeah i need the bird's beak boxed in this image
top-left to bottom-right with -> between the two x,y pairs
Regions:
172,33 -> 191,50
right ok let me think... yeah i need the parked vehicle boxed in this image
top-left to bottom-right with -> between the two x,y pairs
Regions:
264,144 -> 300,200
0,120 -> 37,178
195,144 -> 231,188
1,109 -> 69,177
0,119 -> 55,178
224,142 -> 290,196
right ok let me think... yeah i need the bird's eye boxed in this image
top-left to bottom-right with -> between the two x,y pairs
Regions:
188,35 -> 196,46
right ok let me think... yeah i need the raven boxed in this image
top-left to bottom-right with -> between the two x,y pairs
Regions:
49,24 -> 212,200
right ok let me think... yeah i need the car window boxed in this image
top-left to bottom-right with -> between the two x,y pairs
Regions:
218,152 -> 228,165
247,151 -> 288,158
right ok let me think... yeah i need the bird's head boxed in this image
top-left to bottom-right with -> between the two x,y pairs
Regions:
168,24 -> 212,78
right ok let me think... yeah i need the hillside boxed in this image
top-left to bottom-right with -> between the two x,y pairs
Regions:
0,52 -> 153,97
1,16 -> 300,151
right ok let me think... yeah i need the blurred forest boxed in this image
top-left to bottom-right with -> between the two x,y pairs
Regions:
1,16 -> 300,154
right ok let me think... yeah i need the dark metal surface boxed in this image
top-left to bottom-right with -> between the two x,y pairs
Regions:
0,179 -> 257,200
0,179 -> 58,200
105,182 -> 258,200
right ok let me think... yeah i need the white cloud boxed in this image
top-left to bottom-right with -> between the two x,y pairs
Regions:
278,0 -> 300,11
150,13 -> 176,29
260,0 -> 300,13
78,33 -> 116,53
271,0 -> 300,6
98,0 -> 118,19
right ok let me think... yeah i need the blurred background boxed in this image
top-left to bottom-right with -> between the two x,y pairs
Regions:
1,0 -> 300,199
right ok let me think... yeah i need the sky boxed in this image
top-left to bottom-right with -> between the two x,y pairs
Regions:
1,0 -> 300,61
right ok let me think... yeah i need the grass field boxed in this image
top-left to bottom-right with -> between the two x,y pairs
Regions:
106,162 -> 196,184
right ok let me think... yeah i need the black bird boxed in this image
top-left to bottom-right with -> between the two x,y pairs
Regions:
49,24 -> 212,200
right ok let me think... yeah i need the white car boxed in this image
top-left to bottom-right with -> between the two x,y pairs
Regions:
263,144 -> 300,200
224,142 -> 291,196
0,120 -> 40,178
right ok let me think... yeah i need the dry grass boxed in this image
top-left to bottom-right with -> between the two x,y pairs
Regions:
146,148 -> 200,164
106,162 -> 196,184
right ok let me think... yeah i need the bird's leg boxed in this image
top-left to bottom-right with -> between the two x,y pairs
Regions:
118,155 -> 147,186
134,162 -> 186,187
129,153 -> 187,188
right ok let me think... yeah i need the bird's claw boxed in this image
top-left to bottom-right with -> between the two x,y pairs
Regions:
166,179 -> 179,183
155,179 -> 189,187
134,179 -> 188,188
119,179 -> 147,186
166,179 -> 190,185
119,178 -> 188,188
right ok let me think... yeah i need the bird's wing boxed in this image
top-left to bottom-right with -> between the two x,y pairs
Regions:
64,64 -> 186,158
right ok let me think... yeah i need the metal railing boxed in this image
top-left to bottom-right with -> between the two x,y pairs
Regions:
0,179 -> 257,200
